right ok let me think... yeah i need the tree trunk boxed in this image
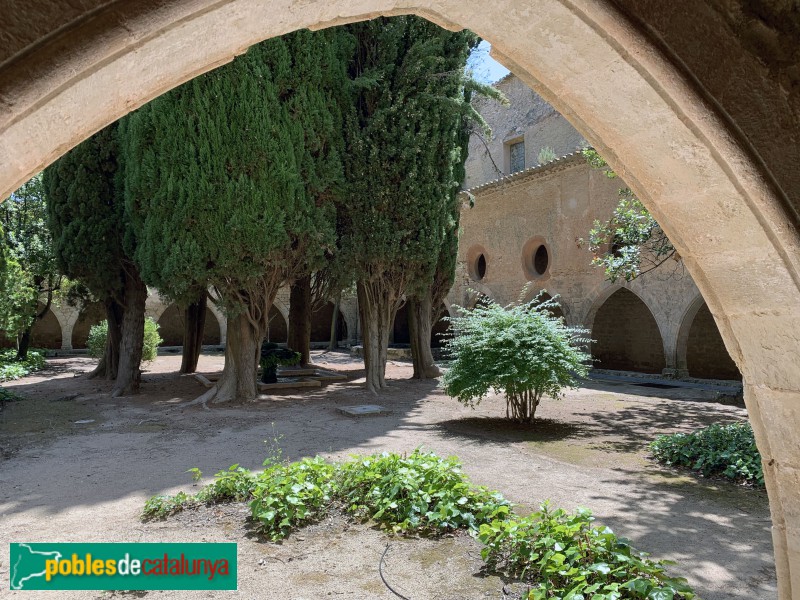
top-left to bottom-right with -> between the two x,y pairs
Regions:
180,292 -> 207,374
15,329 -> 31,361
357,280 -> 396,394
197,311 -> 262,404
287,275 -> 311,365
89,298 -> 123,380
328,295 -> 340,351
408,294 -> 441,379
111,271 -> 148,397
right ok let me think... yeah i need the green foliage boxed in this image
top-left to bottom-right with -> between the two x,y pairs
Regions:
650,422 -> 763,487
0,174 -> 61,345
537,146 -> 557,165
442,293 -> 591,422
0,348 -> 46,381
0,385 -> 24,404
250,457 -> 337,541
122,28 -> 349,312
478,503 -> 696,600
337,18 -> 479,297
140,451 -> 696,596
337,449 -> 511,534
44,124 -> 132,301
87,318 -> 162,362
581,148 -> 677,282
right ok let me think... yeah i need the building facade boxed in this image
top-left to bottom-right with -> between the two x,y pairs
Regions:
449,74 -> 740,381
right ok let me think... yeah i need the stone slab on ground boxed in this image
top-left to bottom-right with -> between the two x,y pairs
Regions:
257,378 -> 321,391
336,404 -> 389,417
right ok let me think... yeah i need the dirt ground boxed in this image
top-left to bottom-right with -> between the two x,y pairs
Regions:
0,351 -> 776,599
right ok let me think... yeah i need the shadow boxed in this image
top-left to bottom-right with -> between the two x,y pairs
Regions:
437,417 -> 579,445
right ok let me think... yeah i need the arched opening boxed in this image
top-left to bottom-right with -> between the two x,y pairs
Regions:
310,302 -> 348,343
591,288 -> 665,374
155,304 -> 222,346
685,303 -> 741,381
3,2 -> 800,594
29,304 -> 63,349
265,306 -> 287,344
392,302 -> 410,345
72,302 -> 106,349
430,304 -> 451,348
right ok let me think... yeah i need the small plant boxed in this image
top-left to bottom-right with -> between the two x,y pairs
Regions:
250,457 -> 336,541
337,449 -> 511,534
0,348 -> 46,382
196,464 -> 256,504
537,145 -> 557,165
87,318 -> 162,363
442,293 -> 591,423
650,421 -> 763,487
142,491 -> 196,519
478,503 -> 696,599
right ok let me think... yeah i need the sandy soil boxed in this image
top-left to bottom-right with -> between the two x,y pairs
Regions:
0,351 -> 776,599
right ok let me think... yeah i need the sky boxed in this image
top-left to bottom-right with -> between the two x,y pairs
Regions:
467,41 -> 511,84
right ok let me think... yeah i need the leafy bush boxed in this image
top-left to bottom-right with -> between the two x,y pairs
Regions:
478,503 -> 696,600
87,318 -> 162,362
337,449 -> 511,534
650,422 -> 763,487
442,294 -> 591,422
250,457 -> 336,541
0,348 -> 46,381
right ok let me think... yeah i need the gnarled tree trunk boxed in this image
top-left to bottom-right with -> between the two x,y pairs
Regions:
89,297 -> 123,380
180,292 -> 207,374
357,280 -> 399,394
112,270 -> 148,397
197,311 -> 263,404
287,275 -> 311,365
195,278 -> 281,405
408,293 -> 441,379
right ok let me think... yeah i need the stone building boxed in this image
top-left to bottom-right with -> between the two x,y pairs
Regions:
449,74 -> 741,381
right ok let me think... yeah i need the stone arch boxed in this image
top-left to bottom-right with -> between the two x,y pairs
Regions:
29,304 -> 63,349
392,301 -> 410,345
677,295 -> 741,381
265,305 -> 287,344
3,2 -> 800,594
310,301 -> 348,343
72,301 -> 106,349
591,288 -> 666,374
155,303 -> 222,346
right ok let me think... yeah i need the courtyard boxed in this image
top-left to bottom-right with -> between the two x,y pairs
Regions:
0,352 -> 774,599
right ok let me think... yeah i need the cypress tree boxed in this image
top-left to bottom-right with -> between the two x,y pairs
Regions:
341,17 -> 479,392
43,123 -> 149,396
123,29 -> 350,403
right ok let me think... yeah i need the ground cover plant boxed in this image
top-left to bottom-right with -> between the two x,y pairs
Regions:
479,503 -> 696,599
650,421 -> 763,487
0,348 -> 45,382
442,293 -> 591,423
142,449 -> 697,598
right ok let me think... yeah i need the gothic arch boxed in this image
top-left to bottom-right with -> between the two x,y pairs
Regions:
2,2 -> 800,594
677,295 -> 741,380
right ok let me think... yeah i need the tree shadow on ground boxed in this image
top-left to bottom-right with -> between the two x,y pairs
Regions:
437,417 -> 580,445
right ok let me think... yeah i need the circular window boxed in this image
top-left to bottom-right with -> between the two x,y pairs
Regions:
467,245 -> 489,282
476,254 -> 487,280
521,237 -> 551,280
533,245 -> 549,275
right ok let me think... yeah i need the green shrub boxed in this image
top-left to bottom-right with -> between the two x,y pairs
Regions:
442,294 -> 591,423
337,449 -> 511,534
649,422 -> 763,487
196,464 -> 257,503
87,318 -> 162,362
0,348 -> 46,381
478,503 -> 696,600
250,457 -> 337,541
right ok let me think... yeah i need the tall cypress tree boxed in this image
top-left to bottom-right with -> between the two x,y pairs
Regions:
43,123 -> 149,396
340,17 -> 479,392
123,29 -> 350,403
